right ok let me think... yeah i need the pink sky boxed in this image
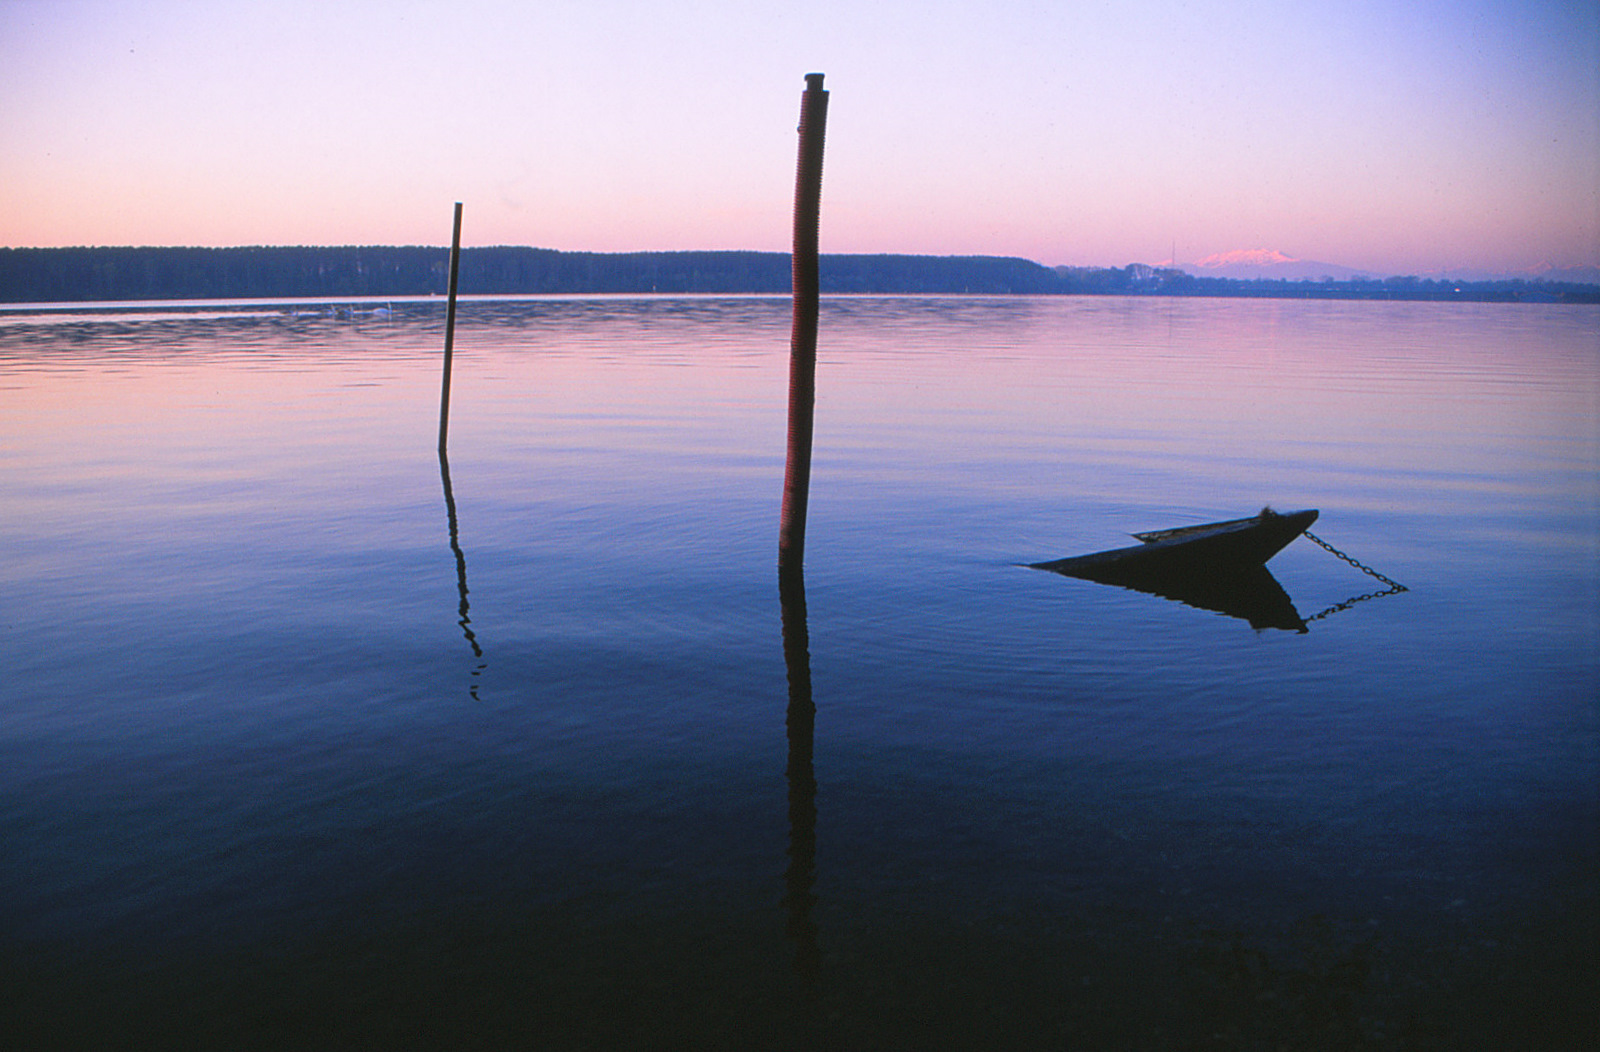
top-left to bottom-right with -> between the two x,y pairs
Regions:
2,0 -> 1596,276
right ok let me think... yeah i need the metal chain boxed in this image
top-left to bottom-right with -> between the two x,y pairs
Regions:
1304,586 -> 1407,623
1299,529 -> 1408,622
1301,530 -> 1408,592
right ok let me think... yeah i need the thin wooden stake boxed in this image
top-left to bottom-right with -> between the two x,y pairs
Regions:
778,73 -> 829,576
437,201 -> 464,453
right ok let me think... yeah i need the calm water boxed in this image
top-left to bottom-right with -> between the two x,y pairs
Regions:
2,295 -> 1595,1048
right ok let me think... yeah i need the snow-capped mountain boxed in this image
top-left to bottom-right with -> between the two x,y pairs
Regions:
1178,249 -> 1375,282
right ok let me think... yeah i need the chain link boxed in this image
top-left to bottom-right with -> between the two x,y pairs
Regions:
1304,586 -> 1407,623
1302,530 -> 1408,591
1299,529 -> 1408,622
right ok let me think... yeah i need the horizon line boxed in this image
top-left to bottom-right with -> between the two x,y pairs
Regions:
6,243 -> 1600,281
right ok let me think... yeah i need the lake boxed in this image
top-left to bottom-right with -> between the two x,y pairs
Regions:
1,295 -> 1595,1049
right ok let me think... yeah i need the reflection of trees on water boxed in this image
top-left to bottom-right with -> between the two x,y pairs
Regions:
779,568 -> 820,989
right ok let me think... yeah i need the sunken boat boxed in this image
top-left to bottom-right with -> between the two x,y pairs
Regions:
1029,508 -> 1318,631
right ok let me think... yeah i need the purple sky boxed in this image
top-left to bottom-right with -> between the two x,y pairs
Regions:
2,0 -> 1596,275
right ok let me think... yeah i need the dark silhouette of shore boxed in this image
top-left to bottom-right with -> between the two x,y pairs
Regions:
3,245 -> 1595,303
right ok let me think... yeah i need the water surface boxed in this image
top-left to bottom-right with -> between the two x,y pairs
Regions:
2,295 -> 1595,1048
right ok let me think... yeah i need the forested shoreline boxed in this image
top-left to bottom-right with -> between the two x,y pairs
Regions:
2,246 -> 1594,303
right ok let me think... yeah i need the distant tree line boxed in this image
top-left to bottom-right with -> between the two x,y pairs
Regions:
1,246 -> 1594,304
0,246 -> 1059,301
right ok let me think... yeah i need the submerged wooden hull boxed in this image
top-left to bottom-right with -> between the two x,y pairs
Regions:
1029,509 -> 1319,631
1030,508 -> 1318,578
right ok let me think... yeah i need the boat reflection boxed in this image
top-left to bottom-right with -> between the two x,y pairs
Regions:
1033,557 -> 1310,632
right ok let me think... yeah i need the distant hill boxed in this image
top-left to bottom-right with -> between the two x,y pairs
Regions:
1179,249 -> 1600,287
1,246 -> 1594,304
1527,263 -> 1600,285
1419,262 -> 1600,286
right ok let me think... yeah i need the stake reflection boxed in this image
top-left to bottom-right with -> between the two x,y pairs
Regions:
439,448 -> 485,696
780,568 -> 820,988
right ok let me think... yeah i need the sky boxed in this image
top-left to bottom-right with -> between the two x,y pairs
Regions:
2,0 -> 1597,275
